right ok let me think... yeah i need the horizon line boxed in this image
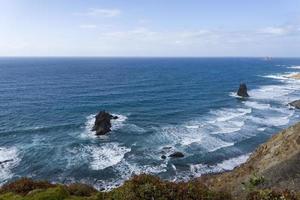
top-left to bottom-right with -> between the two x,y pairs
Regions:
0,56 -> 300,59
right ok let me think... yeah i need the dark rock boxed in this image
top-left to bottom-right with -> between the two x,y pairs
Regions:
0,159 -> 13,165
162,146 -> 172,150
161,155 -> 167,160
237,83 -> 249,97
288,100 -> 300,109
92,111 -> 117,135
112,116 -> 119,120
169,152 -> 184,158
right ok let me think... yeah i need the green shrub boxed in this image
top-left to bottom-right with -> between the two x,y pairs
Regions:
67,183 -> 97,197
105,174 -> 232,200
247,189 -> 297,200
0,178 -> 55,195
26,186 -> 69,200
0,192 -> 23,200
242,173 -> 265,192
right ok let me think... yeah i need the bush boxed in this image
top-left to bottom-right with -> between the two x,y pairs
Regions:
67,183 -> 97,197
26,186 -> 69,200
0,178 -> 55,195
242,173 -> 265,192
105,174 -> 232,200
247,189 -> 297,200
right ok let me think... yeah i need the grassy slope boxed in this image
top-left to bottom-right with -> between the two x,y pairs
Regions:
200,122 -> 300,199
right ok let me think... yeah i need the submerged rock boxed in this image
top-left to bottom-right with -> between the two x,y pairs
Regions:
0,159 -> 13,165
161,155 -> 167,160
169,152 -> 184,158
288,100 -> 300,109
92,111 -> 118,135
237,83 -> 249,97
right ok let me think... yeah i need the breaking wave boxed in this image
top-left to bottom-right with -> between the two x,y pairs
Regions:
0,147 -> 21,185
190,154 -> 250,176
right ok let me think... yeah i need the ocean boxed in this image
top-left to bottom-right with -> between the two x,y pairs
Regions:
0,57 -> 300,190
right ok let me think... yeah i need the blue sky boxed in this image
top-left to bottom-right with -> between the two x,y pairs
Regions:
0,0 -> 300,56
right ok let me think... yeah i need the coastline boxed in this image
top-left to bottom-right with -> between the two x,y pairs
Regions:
1,121 -> 300,199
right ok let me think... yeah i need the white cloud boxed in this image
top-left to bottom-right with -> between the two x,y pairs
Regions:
81,8 -> 121,17
259,27 -> 288,35
79,24 -> 97,29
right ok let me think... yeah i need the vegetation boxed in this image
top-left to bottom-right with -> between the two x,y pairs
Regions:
242,173 -> 265,192
247,189 -> 298,200
0,175 -> 298,200
0,175 -> 231,200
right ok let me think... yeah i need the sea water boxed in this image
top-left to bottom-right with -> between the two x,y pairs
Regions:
0,57 -> 300,189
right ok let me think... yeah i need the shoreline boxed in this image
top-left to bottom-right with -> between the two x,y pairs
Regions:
1,121 -> 300,199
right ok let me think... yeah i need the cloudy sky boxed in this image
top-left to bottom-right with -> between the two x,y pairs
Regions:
0,0 -> 300,57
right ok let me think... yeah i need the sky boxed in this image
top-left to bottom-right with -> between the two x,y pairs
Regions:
0,0 -> 300,57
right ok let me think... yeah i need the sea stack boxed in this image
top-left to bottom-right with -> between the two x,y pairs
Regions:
237,83 -> 249,97
92,111 -> 118,135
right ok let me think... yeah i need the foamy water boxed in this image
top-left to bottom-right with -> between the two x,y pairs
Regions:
87,143 -> 131,170
190,154 -> 250,176
1,58 -> 300,190
0,147 -> 20,185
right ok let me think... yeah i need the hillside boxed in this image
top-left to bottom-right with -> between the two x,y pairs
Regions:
200,121 -> 300,198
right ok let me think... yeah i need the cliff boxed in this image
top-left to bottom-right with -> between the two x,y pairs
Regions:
201,121 -> 300,198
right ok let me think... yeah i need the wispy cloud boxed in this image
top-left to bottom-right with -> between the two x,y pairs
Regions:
258,25 -> 300,36
78,8 -> 121,18
259,27 -> 289,35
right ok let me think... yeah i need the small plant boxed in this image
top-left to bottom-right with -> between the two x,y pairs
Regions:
247,189 -> 297,200
242,173 -> 265,192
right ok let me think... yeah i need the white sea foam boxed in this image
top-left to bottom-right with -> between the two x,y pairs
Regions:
249,84 -> 300,103
248,115 -> 291,127
212,108 -> 252,122
111,114 -> 128,131
288,66 -> 300,69
190,154 -> 250,176
0,147 -> 21,185
243,101 -> 271,110
208,108 -> 251,135
262,72 -> 300,80
96,159 -> 168,191
158,107 -> 253,151
257,127 -> 266,131
87,143 -> 131,170
160,123 -> 234,151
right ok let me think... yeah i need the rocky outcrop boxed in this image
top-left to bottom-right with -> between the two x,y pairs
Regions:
200,122 -> 300,199
237,83 -> 249,97
169,152 -> 184,158
91,111 -> 118,135
288,100 -> 300,109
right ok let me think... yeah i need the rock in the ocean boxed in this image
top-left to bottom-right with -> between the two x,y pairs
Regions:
0,159 -> 13,165
92,111 -> 118,135
288,100 -> 300,109
161,155 -> 167,160
237,83 -> 249,97
169,152 -> 184,158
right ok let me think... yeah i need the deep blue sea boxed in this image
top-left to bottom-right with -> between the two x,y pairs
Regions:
1,57 -> 300,189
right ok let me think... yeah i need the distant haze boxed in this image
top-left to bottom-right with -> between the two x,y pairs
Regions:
0,0 -> 300,57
